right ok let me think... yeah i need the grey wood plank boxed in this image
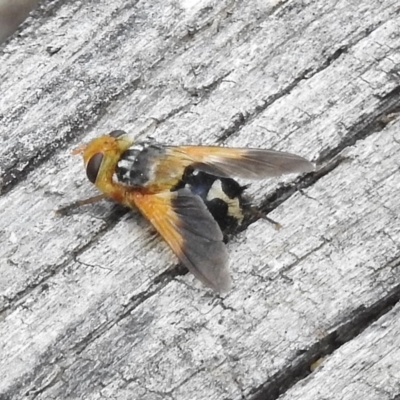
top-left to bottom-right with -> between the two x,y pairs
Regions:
280,303 -> 400,400
0,1 -> 400,399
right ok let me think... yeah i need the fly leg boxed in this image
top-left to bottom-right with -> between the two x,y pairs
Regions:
248,207 -> 282,230
55,194 -> 107,216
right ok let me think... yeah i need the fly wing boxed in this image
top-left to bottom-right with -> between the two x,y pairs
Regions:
162,146 -> 315,180
130,188 -> 231,293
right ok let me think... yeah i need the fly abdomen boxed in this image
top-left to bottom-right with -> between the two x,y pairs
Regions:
175,168 -> 247,232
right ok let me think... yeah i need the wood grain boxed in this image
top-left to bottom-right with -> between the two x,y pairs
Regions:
1,1 -> 399,399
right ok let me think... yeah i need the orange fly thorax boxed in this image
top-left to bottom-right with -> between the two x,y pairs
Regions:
73,134 -> 134,187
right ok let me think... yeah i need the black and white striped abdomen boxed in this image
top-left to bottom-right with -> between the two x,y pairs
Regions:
175,168 -> 247,232
116,142 -> 165,186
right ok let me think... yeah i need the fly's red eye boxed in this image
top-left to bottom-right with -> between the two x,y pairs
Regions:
86,153 -> 104,183
109,130 -> 126,138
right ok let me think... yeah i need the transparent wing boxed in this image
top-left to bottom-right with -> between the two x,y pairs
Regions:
130,188 -> 231,293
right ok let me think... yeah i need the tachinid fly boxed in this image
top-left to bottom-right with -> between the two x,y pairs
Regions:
58,130 -> 314,292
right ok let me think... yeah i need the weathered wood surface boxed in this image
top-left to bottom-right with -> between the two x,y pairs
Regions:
279,301 -> 400,400
1,1 -> 400,399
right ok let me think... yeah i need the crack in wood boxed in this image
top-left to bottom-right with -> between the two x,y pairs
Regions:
3,268 -> 185,399
71,277 -> 169,356
215,18 -> 399,145
0,205 -> 127,317
0,77 -> 142,197
249,276 -> 400,400
241,85 -> 400,230
215,67 -> 314,144
319,86 -> 400,164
